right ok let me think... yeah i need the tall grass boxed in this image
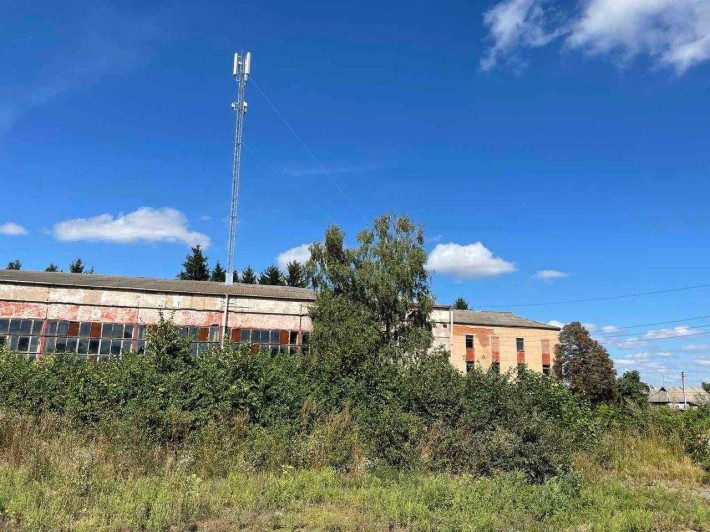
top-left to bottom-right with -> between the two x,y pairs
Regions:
0,411 -> 708,531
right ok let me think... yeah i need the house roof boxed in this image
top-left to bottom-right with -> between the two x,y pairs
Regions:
453,309 -> 560,330
0,269 -> 317,301
648,386 -> 710,405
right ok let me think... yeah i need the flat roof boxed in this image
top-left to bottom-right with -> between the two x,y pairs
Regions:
0,269 -> 317,301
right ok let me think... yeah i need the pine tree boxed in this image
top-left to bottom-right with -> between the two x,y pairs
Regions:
553,322 -> 617,404
210,261 -> 226,282
45,263 -> 60,272
286,260 -> 307,288
69,258 -> 85,273
6,259 -> 21,270
453,297 -> 469,310
178,245 -> 209,281
240,266 -> 257,284
259,265 -> 285,286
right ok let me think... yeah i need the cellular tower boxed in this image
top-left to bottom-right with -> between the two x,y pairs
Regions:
226,51 -> 251,285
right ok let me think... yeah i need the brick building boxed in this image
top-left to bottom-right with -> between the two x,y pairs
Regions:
0,270 -> 559,374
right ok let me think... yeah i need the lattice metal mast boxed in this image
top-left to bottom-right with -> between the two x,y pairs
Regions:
226,51 -> 251,285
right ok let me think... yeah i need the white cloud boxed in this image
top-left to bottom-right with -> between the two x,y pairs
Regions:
535,269 -> 568,281
601,325 -> 620,333
568,0 -> 710,73
481,0 -> 561,70
644,325 -> 697,340
276,244 -> 312,270
548,320 -> 566,328
696,358 -> 710,366
0,222 -> 27,236
681,344 -> 710,352
53,207 -> 209,248
480,0 -> 710,73
582,322 -> 598,333
426,242 -> 516,279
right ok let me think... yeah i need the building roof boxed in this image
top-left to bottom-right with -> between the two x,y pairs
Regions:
453,309 -> 560,330
648,386 -> 710,405
0,269 -> 317,301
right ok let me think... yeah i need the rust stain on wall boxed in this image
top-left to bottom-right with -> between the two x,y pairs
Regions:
453,325 -> 495,347
0,301 -> 47,319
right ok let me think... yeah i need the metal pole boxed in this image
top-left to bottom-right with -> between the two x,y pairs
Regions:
226,52 -> 251,285
681,371 -> 687,409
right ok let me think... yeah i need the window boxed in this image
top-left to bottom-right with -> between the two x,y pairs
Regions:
542,364 -> 550,375
45,320 -> 133,358
465,361 -> 474,373
465,335 -> 474,349
491,361 -> 500,374
226,328 -> 304,355
516,338 -> 524,352
0,318 -> 43,359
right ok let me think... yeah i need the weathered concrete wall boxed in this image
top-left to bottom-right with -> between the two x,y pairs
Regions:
450,323 -> 559,374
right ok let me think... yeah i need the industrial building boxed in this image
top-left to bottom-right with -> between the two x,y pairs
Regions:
0,270 -> 560,374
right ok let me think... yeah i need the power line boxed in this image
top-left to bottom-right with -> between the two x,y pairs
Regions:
597,323 -> 710,339
600,331 -> 710,344
250,78 -> 367,222
594,315 -> 710,334
482,283 -> 710,308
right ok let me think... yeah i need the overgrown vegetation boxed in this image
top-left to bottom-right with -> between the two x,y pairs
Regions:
1,214 -> 709,529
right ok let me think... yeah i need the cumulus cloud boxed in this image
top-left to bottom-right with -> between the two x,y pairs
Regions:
547,319 -> 565,328
0,222 -> 27,236
53,207 -> 209,248
535,269 -> 568,281
276,244 -> 312,270
481,0 -> 710,73
426,242 -> 516,279
481,0 -> 562,70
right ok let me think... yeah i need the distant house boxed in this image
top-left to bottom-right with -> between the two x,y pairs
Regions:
647,386 -> 710,409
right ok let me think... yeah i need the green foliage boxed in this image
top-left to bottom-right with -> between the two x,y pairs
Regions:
554,321 -> 617,405
617,370 -> 650,407
286,260 -> 308,287
209,261 -> 226,282
308,214 -> 433,357
178,245 -> 209,281
44,263 -> 59,272
703,382 -> 710,394
258,265 -> 285,285
69,258 -> 85,273
240,265 -> 257,284
6,260 -> 20,270
453,297 -> 468,310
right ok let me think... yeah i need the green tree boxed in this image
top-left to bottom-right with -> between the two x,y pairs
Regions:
308,214 -> 433,357
178,246 -> 209,281
69,258 -> 85,273
210,261 -> 226,282
617,370 -> 650,406
240,266 -> 257,284
6,259 -> 21,270
259,265 -> 285,286
702,382 -> 710,394
453,297 -> 469,310
286,260 -> 308,288
45,263 -> 60,272
553,322 -> 617,405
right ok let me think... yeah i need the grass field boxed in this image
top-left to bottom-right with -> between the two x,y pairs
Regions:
0,414 -> 708,531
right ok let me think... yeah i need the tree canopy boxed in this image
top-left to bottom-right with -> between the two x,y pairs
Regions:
259,265 -> 285,286
286,260 -> 308,288
210,261 -> 226,282
453,297 -> 469,310
45,263 -> 60,272
553,322 -> 617,404
69,258 -> 85,274
617,370 -> 649,406
308,214 -> 433,358
240,266 -> 257,284
178,246 -> 209,281
6,260 -> 21,270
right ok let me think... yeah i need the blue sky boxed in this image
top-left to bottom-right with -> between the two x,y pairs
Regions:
1,0 -> 709,386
